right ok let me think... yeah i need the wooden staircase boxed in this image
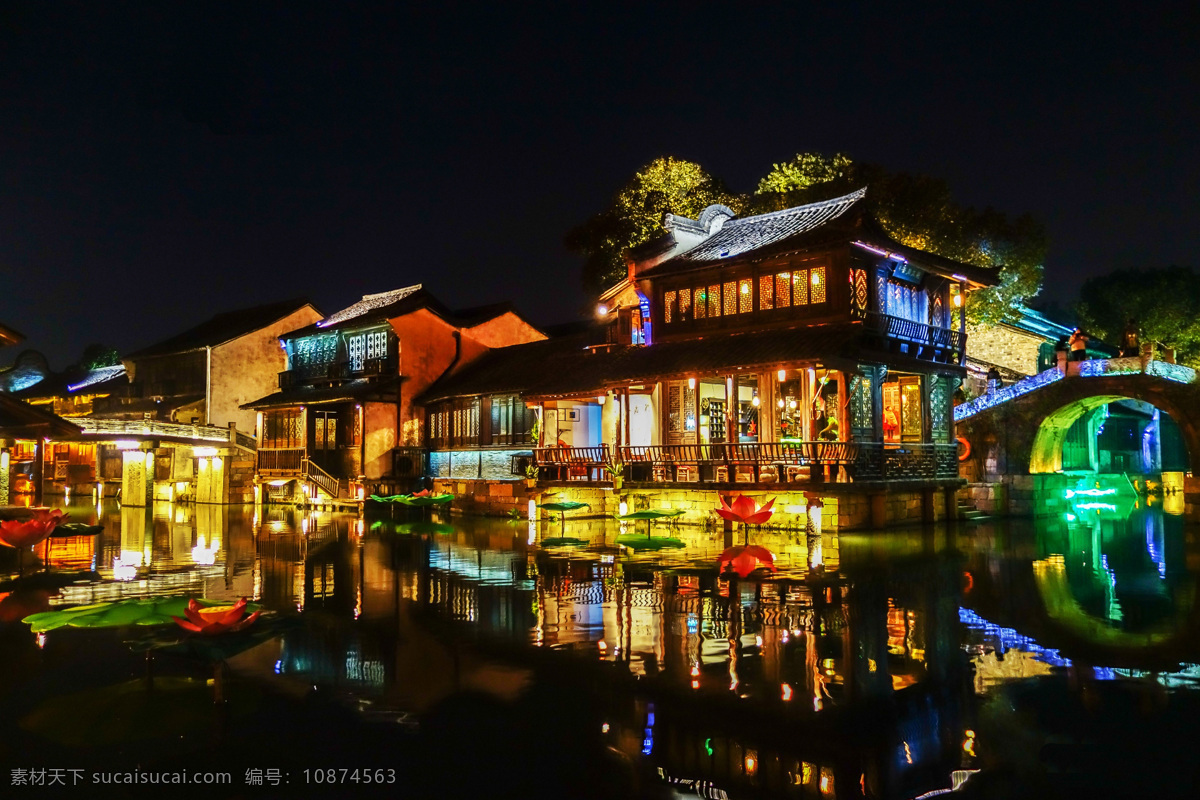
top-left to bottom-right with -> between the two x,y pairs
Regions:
301,458 -> 342,501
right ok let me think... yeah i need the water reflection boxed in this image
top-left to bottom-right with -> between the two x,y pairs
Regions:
1,493 -> 1199,797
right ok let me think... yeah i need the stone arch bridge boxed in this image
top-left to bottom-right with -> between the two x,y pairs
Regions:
953,356 -> 1200,519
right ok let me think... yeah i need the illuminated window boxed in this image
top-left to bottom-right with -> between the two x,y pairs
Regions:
723,281 -> 737,315
708,284 -> 721,317
775,272 -> 791,308
882,376 -> 922,443
739,279 -> 753,313
678,287 -> 691,321
694,287 -> 707,319
810,266 -> 826,303
793,269 -> 809,306
759,275 -> 774,310
664,291 -> 676,324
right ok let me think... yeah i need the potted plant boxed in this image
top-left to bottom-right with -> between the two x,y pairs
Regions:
604,459 -> 624,492
524,464 -> 539,489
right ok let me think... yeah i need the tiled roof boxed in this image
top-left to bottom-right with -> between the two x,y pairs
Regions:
642,189 -> 866,275
284,288 -> 531,340
420,323 -> 876,403
127,298 -> 319,359
14,364 -> 128,400
317,285 -> 423,328
241,377 -> 401,410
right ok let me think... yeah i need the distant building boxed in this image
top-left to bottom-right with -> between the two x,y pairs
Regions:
242,285 -> 544,502
109,298 -> 324,433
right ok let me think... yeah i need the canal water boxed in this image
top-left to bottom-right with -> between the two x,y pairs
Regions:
1,489 -> 1197,798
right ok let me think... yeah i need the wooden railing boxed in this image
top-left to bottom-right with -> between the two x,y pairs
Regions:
852,442 -> 959,481
532,444 -> 611,481
302,458 -> 341,499
855,310 -> 965,364
258,448 -> 304,474
533,441 -> 862,484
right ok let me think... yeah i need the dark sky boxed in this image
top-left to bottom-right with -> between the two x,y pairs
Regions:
2,3 -> 1195,367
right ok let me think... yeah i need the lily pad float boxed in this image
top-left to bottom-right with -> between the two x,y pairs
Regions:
615,534 -> 686,551
538,502 -> 591,513
23,596 -> 263,633
540,537 -> 589,548
393,521 -> 457,535
614,509 -> 685,521
370,493 -> 454,507
49,523 -> 103,538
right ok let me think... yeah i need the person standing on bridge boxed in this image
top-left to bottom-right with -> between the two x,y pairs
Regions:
1069,328 -> 1089,362
1120,318 -> 1141,357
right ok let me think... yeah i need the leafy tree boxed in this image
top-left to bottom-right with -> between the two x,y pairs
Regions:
567,157 -> 743,293
1076,266 -> 1200,365
79,343 -> 121,370
752,154 -> 1046,324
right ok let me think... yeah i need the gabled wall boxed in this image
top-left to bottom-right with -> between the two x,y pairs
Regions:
210,304 -> 324,432
389,308 -> 546,446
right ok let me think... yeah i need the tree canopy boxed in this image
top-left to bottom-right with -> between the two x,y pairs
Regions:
569,152 -> 1047,324
78,343 -> 121,370
1076,266 -> 1200,366
752,155 -> 1046,324
566,157 -> 742,293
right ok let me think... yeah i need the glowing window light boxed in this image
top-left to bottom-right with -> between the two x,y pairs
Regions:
781,683 -> 793,701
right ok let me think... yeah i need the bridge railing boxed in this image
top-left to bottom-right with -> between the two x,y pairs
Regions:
74,418 -> 240,444
954,357 -> 1198,422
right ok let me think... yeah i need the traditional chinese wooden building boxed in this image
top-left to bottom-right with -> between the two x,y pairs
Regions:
420,189 -> 999,527
242,285 -> 545,504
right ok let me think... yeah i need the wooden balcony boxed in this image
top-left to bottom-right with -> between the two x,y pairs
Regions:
257,447 -> 304,475
532,441 -> 958,485
854,309 -> 965,364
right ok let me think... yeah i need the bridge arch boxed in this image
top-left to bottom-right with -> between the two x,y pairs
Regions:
1031,393 -> 1184,473
957,368 -> 1200,479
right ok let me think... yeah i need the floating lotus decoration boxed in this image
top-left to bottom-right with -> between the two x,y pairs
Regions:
172,598 -> 261,635
718,545 -> 777,578
0,508 -> 66,549
370,490 -> 454,507
24,596 -> 262,632
614,509 -> 685,521
714,495 -> 776,526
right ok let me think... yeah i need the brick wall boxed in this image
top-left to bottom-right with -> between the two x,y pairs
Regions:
966,322 -> 1047,376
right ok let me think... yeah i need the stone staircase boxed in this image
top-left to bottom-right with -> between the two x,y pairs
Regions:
956,496 -> 991,522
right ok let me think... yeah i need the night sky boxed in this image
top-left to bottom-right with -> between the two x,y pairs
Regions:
2,3 -> 1195,367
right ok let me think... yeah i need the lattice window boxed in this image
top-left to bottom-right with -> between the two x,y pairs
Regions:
678,288 -> 691,321
793,269 -> 809,306
810,266 -> 826,304
852,268 -> 869,312
708,284 -> 720,317
931,293 -> 944,328
738,279 -> 753,313
348,334 -> 365,371
693,287 -> 707,319
664,291 -> 676,324
850,374 -> 873,431
775,272 -> 791,308
759,274 -> 774,310
930,376 -> 949,439
723,281 -> 737,315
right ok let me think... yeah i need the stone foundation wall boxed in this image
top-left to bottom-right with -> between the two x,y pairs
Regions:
433,479 -> 955,531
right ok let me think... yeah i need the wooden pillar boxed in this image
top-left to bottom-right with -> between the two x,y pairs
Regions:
32,437 -> 44,506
